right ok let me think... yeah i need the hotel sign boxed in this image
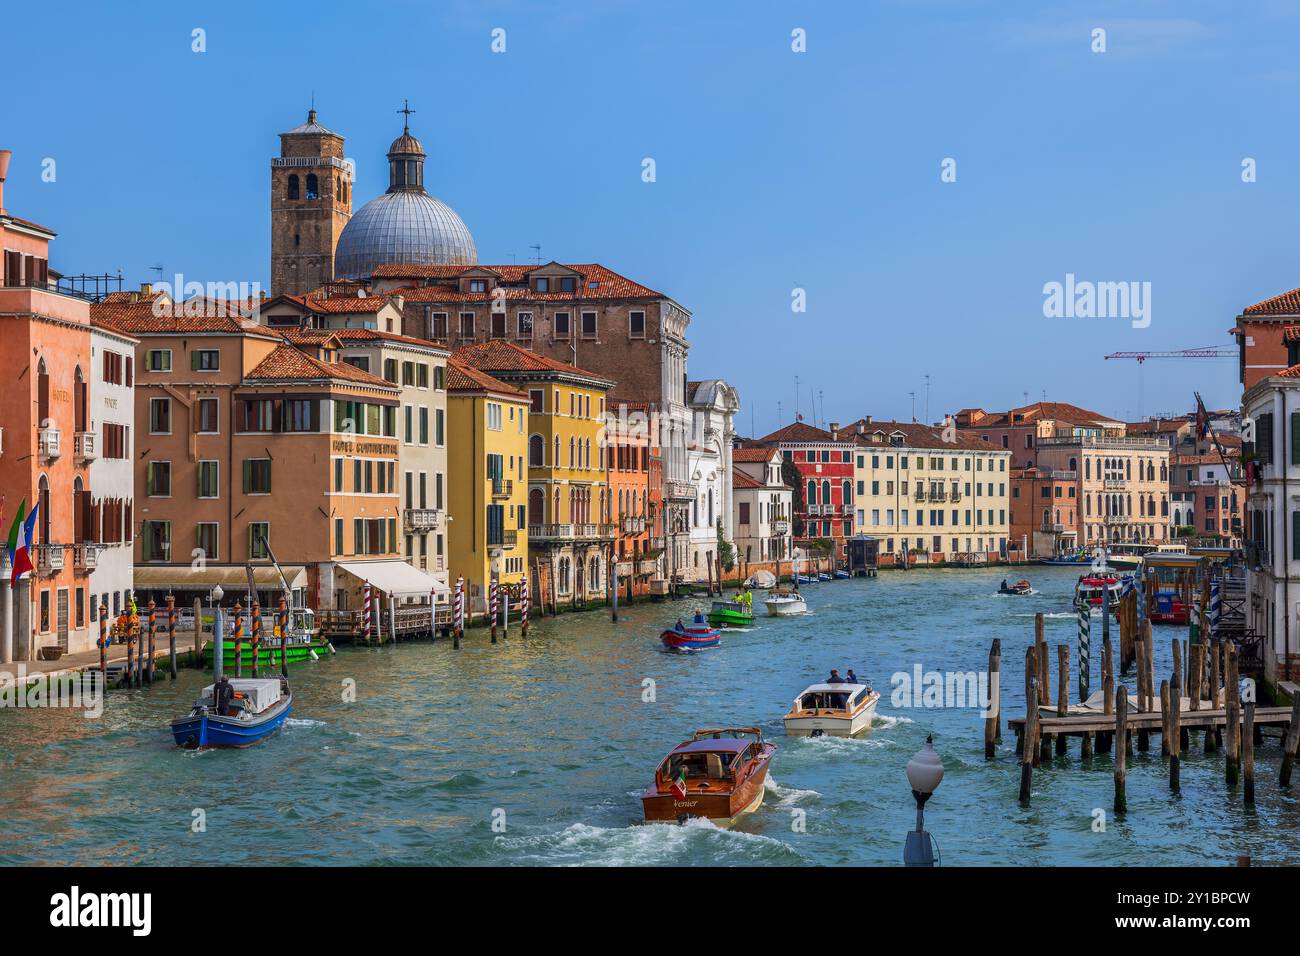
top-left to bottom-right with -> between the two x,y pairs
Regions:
331,438 -> 397,456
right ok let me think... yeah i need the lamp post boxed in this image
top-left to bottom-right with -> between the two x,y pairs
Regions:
210,584 -> 225,683
904,734 -> 944,866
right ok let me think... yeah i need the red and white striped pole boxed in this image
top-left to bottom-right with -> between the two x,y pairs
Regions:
521,575 -> 530,638
490,578 -> 498,644
453,575 -> 464,649
362,582 -> 372,643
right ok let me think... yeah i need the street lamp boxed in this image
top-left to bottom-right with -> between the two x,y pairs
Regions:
904,734 -> 944,866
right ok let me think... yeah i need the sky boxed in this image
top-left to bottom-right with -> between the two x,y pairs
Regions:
5,0 -> 1299,435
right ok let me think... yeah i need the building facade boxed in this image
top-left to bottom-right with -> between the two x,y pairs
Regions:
270,110 -> 352,297
453,340 -> 615,605
685,380 -> 739,581
731,447 -> 792,564
752,421 -> 856,562
445,359 -> 529,615
87,321 -> 138,626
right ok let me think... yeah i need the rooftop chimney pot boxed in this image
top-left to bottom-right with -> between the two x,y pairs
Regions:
0,149 -> 11,215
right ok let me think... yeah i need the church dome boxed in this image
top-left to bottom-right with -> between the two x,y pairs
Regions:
333,114 -> 477,279
335,191 -> 477,279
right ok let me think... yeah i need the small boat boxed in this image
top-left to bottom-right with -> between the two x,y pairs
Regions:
833,569 -> 851,580
661,621 -> 721,651
171,677 -> 292,749
642,727 -> 775,827
817,572 -> 832,582
706,597 -> 754,628
784,682 -> 880,737
1150,590 -> 1191,625
1074,573 -> 1123,613
202,608 -> 333,669
794,573 -> 816,584
999,580 -> 1032,595
764,588 -> 808,616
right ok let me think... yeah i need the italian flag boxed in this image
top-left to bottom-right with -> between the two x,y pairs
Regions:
671,768 -> 688,800
7,499 -> 37,587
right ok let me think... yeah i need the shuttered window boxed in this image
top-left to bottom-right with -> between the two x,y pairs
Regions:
1291,412 -> 1300,465
1258,413 -> 1274,464
1293,511 -> 1300,561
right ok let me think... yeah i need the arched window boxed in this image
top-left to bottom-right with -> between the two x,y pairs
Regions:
821,479 -> 831,504
37,358 -> 49,425
73,475 -> 85,542
305,174 -> 319,200
529,434 -> 545,467
807,480 -> 817,504
74,366 -> 86,433
568,437 -> 575,468
1069,457 -> 1077,472
528,488 -> 544,525
553,436 -> 560,465
38,474 -> 50,546
842,480 -> 852,502
287,174 -> 299,200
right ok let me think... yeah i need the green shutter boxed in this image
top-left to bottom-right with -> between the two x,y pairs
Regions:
1292,412 -> 1300,465
242,460 -> 251,493
191,351 -> 201,371
1293,511 -> 1300,561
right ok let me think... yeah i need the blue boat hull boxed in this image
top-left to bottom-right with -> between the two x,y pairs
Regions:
171,693 -> 292,749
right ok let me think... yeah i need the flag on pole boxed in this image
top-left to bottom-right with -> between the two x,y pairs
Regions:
6,498 -> 35,587
1194,392 -> 1210,441
671,768 -> 688,800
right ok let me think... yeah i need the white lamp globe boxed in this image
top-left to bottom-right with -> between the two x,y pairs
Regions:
906,734 -> 945,794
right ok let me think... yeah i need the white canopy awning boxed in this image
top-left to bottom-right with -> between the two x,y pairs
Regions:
133,565 -> 307,592
337,560 -> 448,597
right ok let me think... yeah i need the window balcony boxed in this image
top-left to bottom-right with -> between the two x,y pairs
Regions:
772,519 -> 791,535
665,479 -> 695,501
949,489 -> 962,502
621,515 -> 647,534
491,478 -> 513,500
637,558 -> 660,575
914,489 -> 927,501
74,543 -> 101,570
36,544 -> 64,574
38,426 -> 61,461
488,529 -> 519,549
1103,479 -> 1125,490
930,489 -> 947,502
403,508 -> 441,532
74,431 -> 97,462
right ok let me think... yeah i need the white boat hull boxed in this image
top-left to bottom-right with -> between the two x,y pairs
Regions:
765,598 -> 807,616
784,700 -> 877,737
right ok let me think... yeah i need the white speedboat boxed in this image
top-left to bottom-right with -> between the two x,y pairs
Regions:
764,589 -> 807,616
784,682 -> 879,737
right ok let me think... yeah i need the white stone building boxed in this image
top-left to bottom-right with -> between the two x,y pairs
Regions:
683,380 -> 738,581
731,447 -> 792,564
87,322 -> 138,627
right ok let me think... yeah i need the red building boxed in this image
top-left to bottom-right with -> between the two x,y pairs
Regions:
752,421 -> 855,560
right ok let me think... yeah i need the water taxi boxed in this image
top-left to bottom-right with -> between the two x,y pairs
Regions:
660,621 -> 721,651
706,593 -> 754,628
642,728 -> 775,827
783,682 -> 879,736
171,677 -> 292,749
764,588 -> 808,616
1073,573 -> 1123,613
998,579 -> 1032,595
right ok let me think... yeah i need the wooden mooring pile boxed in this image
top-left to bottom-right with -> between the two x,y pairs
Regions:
987,602 -> 1300,814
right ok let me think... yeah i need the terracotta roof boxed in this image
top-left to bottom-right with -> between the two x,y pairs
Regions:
732,447 -> 780,463
1276,363 -> 1300,378
755,421 -> 841,444
452,340 -> 614,386
306,326 -> 446,351
1,214 -> 55,236
732,470 -> 763,489
301,294 -> 394,314
244,344 -> 394,388
1242,287 -> 1300,317
380,263 -> 663,301
445,359 -> 524,397
845,418 -> 1002,452
959,401 -> 1118,429
1283,325 -> 1300,343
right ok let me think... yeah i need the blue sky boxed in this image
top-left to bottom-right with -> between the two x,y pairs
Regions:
6,0 -> 1299,433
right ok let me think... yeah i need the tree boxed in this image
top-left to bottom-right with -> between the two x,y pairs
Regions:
781,455 -> 804,538
717,519 -> 735,572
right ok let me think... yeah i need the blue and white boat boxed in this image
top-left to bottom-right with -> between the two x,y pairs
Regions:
171,677 -> 292,749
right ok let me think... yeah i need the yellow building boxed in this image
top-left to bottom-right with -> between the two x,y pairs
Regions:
445,358 -> 530,616
453,341 -> 615,605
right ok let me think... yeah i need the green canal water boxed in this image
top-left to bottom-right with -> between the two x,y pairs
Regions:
3,565 -> 1300,866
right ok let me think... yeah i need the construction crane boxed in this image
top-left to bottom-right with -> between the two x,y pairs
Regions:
1104,346 -> 1236,419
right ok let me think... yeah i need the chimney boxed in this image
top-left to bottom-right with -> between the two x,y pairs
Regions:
0,149 -> 11,215
829,422 -> 839,441
139,282 -> 153,298
856,422 -> 865,435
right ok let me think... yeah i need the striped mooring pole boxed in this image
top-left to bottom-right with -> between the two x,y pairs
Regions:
251,599 -> 262,677
429,587 -> 437,640
490,578 -> 499,644
521,575 -> 530,637
453,575 -> 464,649
97,604 -> 108,688
362,582 -> 372,643
147,599 -> 157,685
1210,578 -> 1221,640
167,593 -> 177,680
233,601 -> 245,677
1077,603 -> 1091,703
1135,562 -> 1146,626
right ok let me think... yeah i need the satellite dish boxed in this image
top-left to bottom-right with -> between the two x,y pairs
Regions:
357,288 -> 367,298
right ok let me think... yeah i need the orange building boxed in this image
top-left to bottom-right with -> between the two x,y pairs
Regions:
0,149 -> 129,657
91,290 -> 441,612
607,399 -> 661,596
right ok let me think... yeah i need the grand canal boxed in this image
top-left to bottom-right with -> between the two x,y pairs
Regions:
3,565 -> 1300,866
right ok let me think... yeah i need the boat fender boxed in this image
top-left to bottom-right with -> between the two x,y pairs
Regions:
327,642 -> 337,655
309,650 -> 320,661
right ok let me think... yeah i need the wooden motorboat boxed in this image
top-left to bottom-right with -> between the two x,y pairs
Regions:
764,589 -> 807,616
784,682 -> 879,737
661,621 -> 721,651
171,677 -> 292,749
1074,573 -> 1123,613
998,579 -> 1032,595
642,728 -> 775,827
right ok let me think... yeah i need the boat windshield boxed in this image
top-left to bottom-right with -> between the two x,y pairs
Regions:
665,750 -> 736,781
801,691 -> 851,710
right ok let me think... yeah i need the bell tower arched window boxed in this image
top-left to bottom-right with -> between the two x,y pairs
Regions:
287,174 -> 299,200
305,174 -> 319,200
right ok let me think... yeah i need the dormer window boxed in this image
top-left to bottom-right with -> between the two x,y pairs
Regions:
469,279 -> 487,293
560,277 -> 576,293
536,278 -> 550,293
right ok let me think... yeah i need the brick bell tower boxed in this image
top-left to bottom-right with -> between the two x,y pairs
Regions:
270,110 -> 351,296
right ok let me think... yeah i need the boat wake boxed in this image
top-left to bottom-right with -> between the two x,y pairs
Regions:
1015,611 -> 1073,619
494,820 -> 806,866
764,774 -> 820,806
285,718 -> 326,728
872,713 -> 913,729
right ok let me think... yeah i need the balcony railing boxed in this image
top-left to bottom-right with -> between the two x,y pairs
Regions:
949,489 -> 962,501
403,509 -> 441,532
74,543 -> 101,570
528,523 -> 615,541
665,479 -> 695,500
38,426 -> 61,461
36,544 -> 64,574
74,431 -> 97,461
488,529 -> 519,549
930,489 -> 947,502
620,515 -> 647,534
842,503 -> 854,516
914,489 -> 927,501
1037,435 -> 1167,449
1103,479 -> 1125,490
491,478 -> 513,500
637,558 -> 660,575
772,519 -> 791,535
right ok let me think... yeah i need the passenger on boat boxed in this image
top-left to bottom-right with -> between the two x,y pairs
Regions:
693,610 -> 706,625
828,668 -> 843,683
675,618 -> 685,631
1001,579 -> 1008,590
214,676 -> 235,717
846,669 -> 860,684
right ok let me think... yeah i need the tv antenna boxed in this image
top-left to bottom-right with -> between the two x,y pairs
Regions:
529,243 -> 542,265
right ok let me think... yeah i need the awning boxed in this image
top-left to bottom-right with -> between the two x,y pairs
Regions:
337,560 -> 448,597
133,565 -> 307,592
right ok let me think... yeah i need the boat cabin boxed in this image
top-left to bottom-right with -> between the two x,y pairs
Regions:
791,682 -> 875,715
654,733 -> 767,791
